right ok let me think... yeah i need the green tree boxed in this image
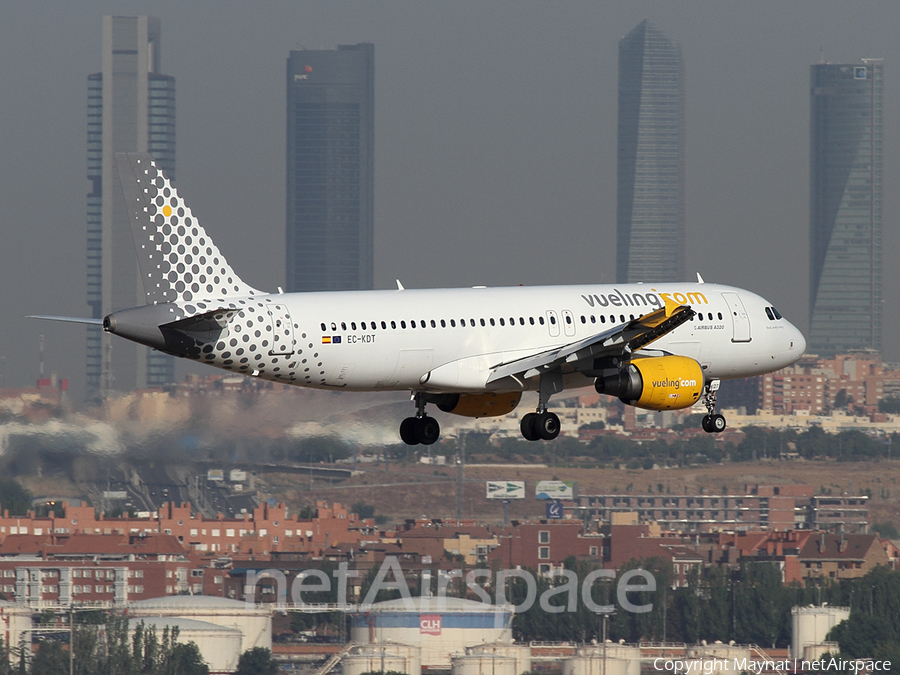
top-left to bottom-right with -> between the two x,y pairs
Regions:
0,480 -> 31,516
235,647 -> 279,675
29,641 -> 68,675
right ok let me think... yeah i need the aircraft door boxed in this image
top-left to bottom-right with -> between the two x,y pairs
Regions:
722,292 -> 751,343
268,304 -> 295,355
546,310 -> 560,337
561,310 -> 576,337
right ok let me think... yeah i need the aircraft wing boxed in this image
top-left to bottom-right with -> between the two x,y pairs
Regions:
485,299 -> 695,385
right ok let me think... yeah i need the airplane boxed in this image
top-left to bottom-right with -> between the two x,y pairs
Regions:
36,153 -> 806,445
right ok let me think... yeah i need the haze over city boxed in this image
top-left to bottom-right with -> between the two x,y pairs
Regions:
2,1 -> 899,402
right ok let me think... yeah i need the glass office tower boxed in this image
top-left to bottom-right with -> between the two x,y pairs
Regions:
286,44 -> 374,292
616,20 -> 685,284
809,60 -> 882,357
87,16 -> 176,398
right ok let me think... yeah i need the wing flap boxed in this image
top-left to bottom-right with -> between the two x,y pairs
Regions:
486,304 -> 695,384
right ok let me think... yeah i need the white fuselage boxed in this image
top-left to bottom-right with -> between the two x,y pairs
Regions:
201,281 -> 804,394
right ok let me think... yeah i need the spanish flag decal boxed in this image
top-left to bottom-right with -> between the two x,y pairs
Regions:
322,336 -> 332,344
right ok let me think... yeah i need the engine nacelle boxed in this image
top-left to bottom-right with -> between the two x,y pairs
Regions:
594,355 -> 703,411
433,392 -> 522,418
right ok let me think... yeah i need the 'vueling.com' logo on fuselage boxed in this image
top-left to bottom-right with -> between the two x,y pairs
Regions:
580,288 -> 709,309
651,377 -> 698,389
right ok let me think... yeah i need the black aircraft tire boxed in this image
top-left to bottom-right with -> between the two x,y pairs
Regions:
520,413 -> 539,441
535,411 -> 561,440
400,417 -> 420,445
416,416 -> 441,445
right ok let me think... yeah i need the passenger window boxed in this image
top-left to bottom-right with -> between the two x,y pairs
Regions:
449,319 -> 455,327
480,319 -> 486,327
499,318 -> 505,326
580,316 -> 586,324
529,317 -> 535,325
620,315 -> 626,323
519,317 -> 525,325
550,315 -> 556,325
539,316 -> 545,325
351,322 -> 357,330
401,321 -> 407,329
320,323 -> 326,331
431,320 -> 437,328
565,315 -> 572,324
360,322 -> 366,330
600,316 -> 606,324
718,312 -> 723,320
341,322 -> 347,331
390,321 -> 396,329
381,321 -> 387,329
698,314 -> 704,321
490,318 -> 496,326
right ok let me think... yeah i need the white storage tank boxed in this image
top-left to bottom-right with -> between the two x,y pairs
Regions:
349,597 -> 514,668
453,642 -> 532,675
0,601 -> 32,652
451,654 -> 518,675
342,643 -> 422,675
684,644 -> 751,675
131,617 -> 243,674
128,595 -> 271,652
791,606 -> 850,659
563,644 -> 641,675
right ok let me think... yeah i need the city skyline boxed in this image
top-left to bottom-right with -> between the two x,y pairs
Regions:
286,43 -> 375,292
616,20 -> 685,284
808,60 -> 883,357
2,3 -> 899,402
86,16 -> 177,398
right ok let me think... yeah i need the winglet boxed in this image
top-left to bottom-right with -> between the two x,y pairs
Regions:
663,294 -> 681,317
696,272 -> 705,284
396,279 -> 405,291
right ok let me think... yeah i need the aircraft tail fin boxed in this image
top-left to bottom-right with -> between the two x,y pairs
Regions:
115,152 -> 261,307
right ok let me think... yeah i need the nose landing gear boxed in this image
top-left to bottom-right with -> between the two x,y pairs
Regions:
701,379 -> 726,433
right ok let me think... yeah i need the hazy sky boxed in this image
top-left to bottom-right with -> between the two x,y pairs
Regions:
2,1 -> 898,402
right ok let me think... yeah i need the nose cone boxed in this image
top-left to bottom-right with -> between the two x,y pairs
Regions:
784,321 -> 806,365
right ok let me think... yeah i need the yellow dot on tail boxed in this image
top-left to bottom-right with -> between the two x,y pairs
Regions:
163,205 -> 172,218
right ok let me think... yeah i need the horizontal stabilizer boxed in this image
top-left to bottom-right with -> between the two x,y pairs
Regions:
28,315 -> 103,326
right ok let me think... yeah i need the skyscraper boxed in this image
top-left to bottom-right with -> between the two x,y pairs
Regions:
616,20 -> 685,284
809,60 -> 883,357
286,44 -> 374,292
87,16 -> 176,397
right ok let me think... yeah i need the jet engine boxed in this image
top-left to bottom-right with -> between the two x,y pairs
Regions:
594,355 -> 703,411
431,392 -> 522,418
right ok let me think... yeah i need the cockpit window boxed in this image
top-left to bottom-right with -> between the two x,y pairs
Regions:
772,307 -> 782,320
765,307 -> 775,321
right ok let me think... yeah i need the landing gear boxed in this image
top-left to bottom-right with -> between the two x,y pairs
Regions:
701,413 -> 726,433
520,411 -> 560,441
519,371 -> 562,441
400,393 -> 441,445
701,379 -> 726,433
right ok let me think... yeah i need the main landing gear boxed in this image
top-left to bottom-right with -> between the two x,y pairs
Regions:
520,411 -> 560,441
701,379 -> 726,433
400,393 -> 440,446
520,370 -> 562,441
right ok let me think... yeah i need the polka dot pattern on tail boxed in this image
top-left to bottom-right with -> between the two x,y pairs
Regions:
118,153 -> 260,310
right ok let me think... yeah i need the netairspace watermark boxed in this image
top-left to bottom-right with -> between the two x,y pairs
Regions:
653,658 -> 893,673
243,556 -> 656,617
